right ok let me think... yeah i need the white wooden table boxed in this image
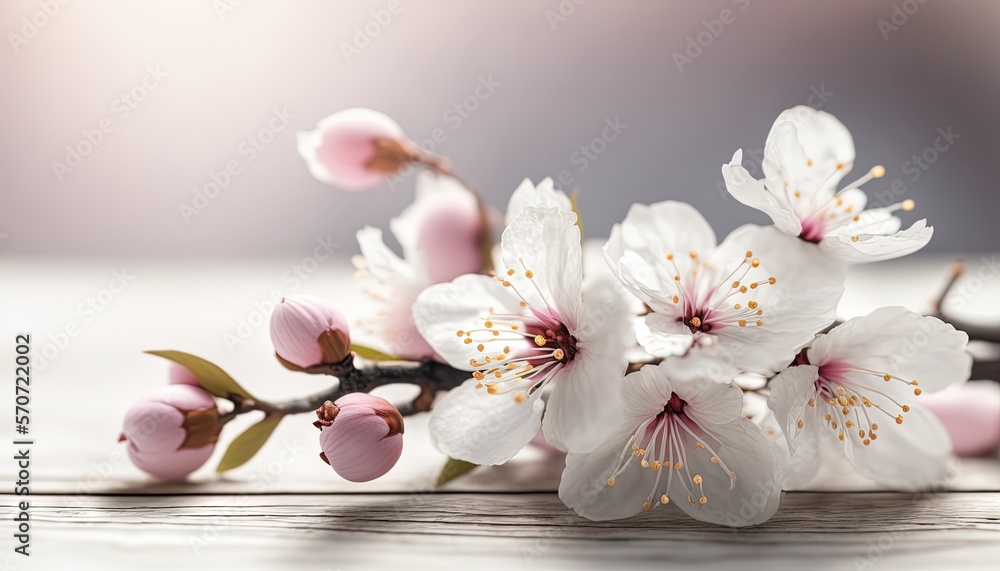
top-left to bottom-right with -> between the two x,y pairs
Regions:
2,249 -> 998,570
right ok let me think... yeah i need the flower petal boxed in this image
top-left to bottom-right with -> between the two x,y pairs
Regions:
763,106 -> 855,194
821,219 -> 933,263
808,307 -> 972,394
429,378 -> 544,466
559,419 -> 656,521
842,406 -> 952,490
668,418 -> 782,527
767,364 -> 821,460
505,177 -> 572,225
712,225 -> 844,375
722,150 -> 801,236
543,351 -> 625,454
412,274 -> 522,370
500,205 -> 583,326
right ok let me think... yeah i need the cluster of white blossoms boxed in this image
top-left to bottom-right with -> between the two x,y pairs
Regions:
354,106 -> 972,527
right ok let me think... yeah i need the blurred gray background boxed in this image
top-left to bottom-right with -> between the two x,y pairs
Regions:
1,0 -> 998,259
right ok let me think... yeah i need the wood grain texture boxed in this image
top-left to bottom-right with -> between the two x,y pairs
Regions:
5,492 -> 999,570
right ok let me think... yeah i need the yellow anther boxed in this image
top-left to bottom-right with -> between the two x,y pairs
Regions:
734,303 -> 742,310
519,301 -> 527,307
756,319 -> 764,327
643,501 -> 651,511
672,295 -> 680,303
534,335 -> 546,346
666,252 -> 674,260
751,258 -> 760,268
740,286 -> 748,293
486,385 -> 498,394
870,433 -> 878,440
913,388 -> 922,396
477,343 -> 485,351
748,300 -> 758,309
514,393 -> 525,403
883,373 -> 891,381
738,319 -> 747,327
463,338 -> 473,345
838,432 -> 845,441
693,475 -> 703,485
553,348 -> 565,360
871,165 -> 885,178
745,250 -> 753,257
872,423 -> 879,431
808,399 -> 816,407
689,251 -> 698,259
607,477 -> 616,487
842,407 -> 849,415
641,460 -> 649,468
851,236 -> 859,243
846,420 -> 854,428
797,420 -> 804,429
661,494 -> 669,504
768,277 -> 776,285
896,415 -> 904,424
674,462 -> 682,470
710,457 -> 720,464
475,383 -> 484,389
652,461 -> 660,471
506,268 -> 515,276
456,330 -> 465,337
699,496 -> 708,505
674,275 -> 681,281
902,199 -> 915,211
732,281 -> 741,289
794,190 -> 801,198
525,270 -> 534,279
690,317 -> 702,328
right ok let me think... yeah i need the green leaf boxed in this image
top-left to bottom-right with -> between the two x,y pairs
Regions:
350,343 -> 399,362
145,350 -> 254,400
216,414 -> 282,472
436,457 -> 479,486
569,188 -> 584,242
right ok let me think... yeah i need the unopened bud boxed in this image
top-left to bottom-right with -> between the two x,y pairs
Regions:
314,394 -> 404,482
270,295 -> 351,370
119,385 -> 221,480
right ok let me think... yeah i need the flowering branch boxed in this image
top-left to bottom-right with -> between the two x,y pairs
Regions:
220,359 -> 469,421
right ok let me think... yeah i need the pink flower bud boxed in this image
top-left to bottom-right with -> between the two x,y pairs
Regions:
314,394 -> 404,482
270,295 -> 351,370
923,382 -> 1000,456
297,108 -> 413,191
119,385 -> 220,480
167,363 -> 201,387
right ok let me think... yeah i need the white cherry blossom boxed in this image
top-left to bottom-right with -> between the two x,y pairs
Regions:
768,307 -> 971,490
722,106 -> 932,263
413,205 -> 632,465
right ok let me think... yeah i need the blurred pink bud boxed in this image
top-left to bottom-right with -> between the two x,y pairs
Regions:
923,382 -> 1000,456
314,394 -> 404,482
297,108 -> 414,191
416,197 -> 483,284
270,295 -> 351,370
168,363 -> 201,387
119,385 -> 220,480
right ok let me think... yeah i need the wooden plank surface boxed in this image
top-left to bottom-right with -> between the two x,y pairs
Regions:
5,492 -> 999,570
